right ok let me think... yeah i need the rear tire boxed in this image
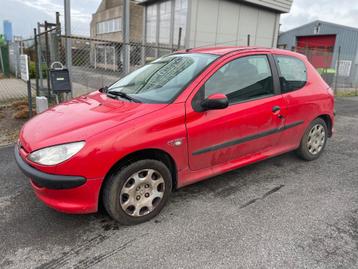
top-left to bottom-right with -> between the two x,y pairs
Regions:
296,118 -> 328,161
102,159 -> 172,225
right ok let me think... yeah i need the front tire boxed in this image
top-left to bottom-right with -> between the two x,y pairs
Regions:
296,118 -> 328,161
102,159 -> 172,225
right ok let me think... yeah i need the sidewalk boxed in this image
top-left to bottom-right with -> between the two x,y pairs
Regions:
0,79 -> 33,103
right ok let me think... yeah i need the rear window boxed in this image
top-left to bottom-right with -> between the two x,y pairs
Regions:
274,56 -> 307,93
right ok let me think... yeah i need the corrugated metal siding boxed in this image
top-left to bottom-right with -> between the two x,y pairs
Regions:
278,21 -> 358,87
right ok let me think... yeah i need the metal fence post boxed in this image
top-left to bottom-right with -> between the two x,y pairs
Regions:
55,12 -> 61,62
45,21 -> 51,97
334,46 -> 341,95
177,27 -> 182,50
123,0 -> 130,75
141,6 -> 146,65
34,28 -> 40,96
247,34 -> 251,46
27,79 -> 33,118
64,0 -> 72,74
37,23 -> 44,90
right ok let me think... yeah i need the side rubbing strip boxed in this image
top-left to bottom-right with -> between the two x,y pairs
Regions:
192,120 -> 304,156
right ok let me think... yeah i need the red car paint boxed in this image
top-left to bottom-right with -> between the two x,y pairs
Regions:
16,47 -> 334,214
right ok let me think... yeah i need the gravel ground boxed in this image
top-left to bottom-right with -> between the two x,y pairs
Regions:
0,98 -> 358,269
0,104 -> 27,146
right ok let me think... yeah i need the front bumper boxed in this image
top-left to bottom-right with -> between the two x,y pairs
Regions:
14,146 -> 86,189
14,146 -> 102,214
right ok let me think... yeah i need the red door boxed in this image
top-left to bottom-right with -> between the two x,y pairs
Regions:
185,54 -> 286,171
296,35 -> 336,69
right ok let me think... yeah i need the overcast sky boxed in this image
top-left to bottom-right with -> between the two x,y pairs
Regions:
281,0 -> 358,31
0,0 -> 100,38
0,0 -> 357,38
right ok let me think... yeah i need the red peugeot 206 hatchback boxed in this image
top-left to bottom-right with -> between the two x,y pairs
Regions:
15,47 -> 334,225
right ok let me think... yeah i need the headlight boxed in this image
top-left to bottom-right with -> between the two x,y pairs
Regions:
28,141 -> 85,166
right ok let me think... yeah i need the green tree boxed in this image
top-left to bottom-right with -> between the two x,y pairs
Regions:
0,34 -> 5,45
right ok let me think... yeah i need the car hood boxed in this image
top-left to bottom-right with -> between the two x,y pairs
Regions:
20,91 -> 167,152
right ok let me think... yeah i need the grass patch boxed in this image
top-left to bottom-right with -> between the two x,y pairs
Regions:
336,91 -> 358,97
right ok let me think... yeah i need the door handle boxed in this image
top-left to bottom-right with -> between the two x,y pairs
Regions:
272,106 -> 284,119
272,106 -> 281,113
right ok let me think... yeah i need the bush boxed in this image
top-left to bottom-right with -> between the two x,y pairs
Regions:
29,61 -> 47,79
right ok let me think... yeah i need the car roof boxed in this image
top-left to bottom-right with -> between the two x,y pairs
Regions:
177,46 -> 304,58
183,46 -> 260,55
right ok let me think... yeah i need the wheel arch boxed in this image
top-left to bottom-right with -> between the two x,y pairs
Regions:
318,114 -> 333,137
98,148 -> 178,208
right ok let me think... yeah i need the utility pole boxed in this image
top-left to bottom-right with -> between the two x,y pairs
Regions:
64,0 -> 72,74
123,0 -> 130,74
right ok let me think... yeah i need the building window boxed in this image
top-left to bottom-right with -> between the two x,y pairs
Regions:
145,0 -> 188,46
173,0 -> 187,46
95,45 -> 117,70
146,4 -> 157,43
96,46 -> 105,64
97,18 -> 122,35
159,0 -> 172,44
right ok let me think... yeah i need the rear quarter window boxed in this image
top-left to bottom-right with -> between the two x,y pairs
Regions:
274,55 -> 307,93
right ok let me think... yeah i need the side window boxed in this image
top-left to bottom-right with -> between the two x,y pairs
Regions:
203,55 -> 274,104
275,56 -> 307,93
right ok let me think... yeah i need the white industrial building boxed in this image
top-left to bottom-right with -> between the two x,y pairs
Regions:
137,0 -> 294,49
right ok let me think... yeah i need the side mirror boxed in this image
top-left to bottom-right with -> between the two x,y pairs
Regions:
200,93 -> 229,111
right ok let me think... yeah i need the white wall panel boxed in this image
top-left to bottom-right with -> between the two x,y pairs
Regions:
216,1 -> 241,45
256,10 -> 276,47
237,4 -> 259,45
188,0 -> 277,48
194,0 -> 219,47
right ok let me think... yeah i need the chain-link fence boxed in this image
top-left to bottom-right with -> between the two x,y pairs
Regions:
292,45 -> 358,96
7,30 -> 175,98
57,35 -> 174,95
8,14 -> 358,100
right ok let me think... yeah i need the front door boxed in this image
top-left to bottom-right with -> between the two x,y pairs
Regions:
186,54 -> 286,171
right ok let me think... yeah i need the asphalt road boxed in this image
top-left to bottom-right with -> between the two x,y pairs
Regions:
1,97 -> 358,269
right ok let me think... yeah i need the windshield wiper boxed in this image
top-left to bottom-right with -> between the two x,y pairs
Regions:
107,91 -> 142,103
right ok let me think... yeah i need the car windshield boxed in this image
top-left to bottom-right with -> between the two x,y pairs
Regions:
107,53 -> 218,103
